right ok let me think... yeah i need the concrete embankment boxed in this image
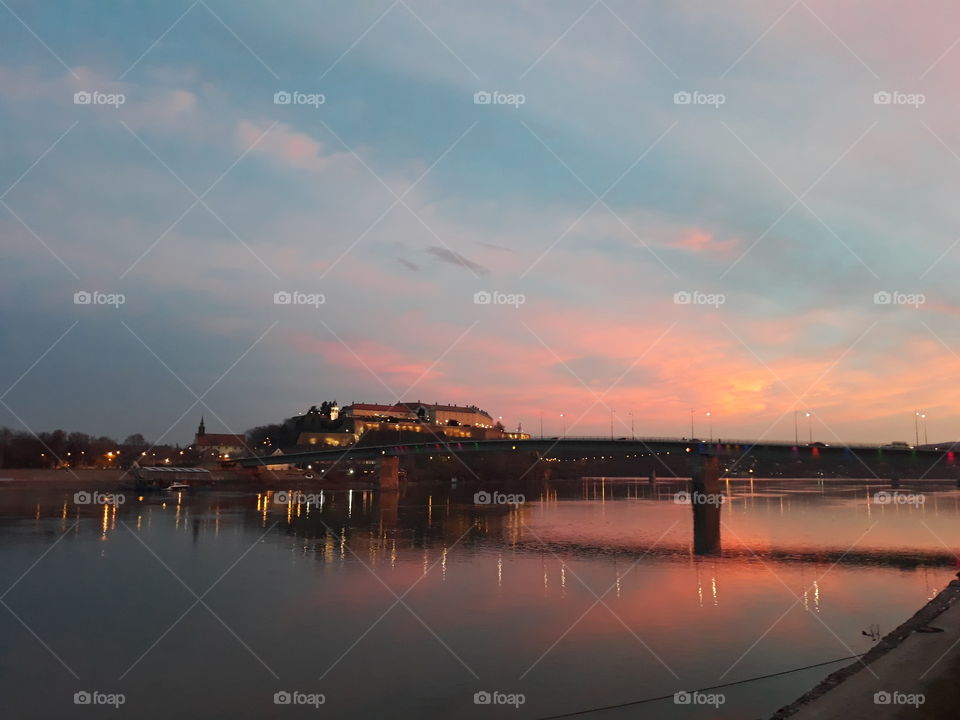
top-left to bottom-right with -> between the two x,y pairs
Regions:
772,579 -> 960,719
0,468 -> 126,487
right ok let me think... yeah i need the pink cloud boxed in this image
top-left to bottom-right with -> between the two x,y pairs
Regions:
236,120 -> 349,172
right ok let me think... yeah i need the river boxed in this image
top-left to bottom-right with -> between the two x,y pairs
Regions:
1,478 -> 958,719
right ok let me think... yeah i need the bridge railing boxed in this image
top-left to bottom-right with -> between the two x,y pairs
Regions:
516,436 -> 918,451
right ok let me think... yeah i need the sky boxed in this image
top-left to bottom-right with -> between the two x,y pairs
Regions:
3,0 -> 960,446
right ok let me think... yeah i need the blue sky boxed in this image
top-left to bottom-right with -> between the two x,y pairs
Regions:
3,1 -> 960,445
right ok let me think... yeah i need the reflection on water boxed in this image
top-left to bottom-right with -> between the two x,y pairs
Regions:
1,478 -> 959,719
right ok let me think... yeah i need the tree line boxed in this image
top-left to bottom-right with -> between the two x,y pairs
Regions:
0,428 -> 197,469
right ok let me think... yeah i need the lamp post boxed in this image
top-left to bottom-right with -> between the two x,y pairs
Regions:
539,410 -> 544,440
690,408 -> 694,439
921,412 -> 928,445
560,413 -> 566,438
805,411 -> 812,445
915,411 -> 920,447
794,410 -> 799,446
706,411 -> 712,442
610,409 -> 615,440
629,412 -> 635,440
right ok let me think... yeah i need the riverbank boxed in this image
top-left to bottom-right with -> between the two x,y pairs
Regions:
0,467 -> 374,490
772,578 -> 960,719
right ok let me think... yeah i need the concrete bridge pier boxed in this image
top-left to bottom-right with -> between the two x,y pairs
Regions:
379,456 -> 400,492
691,455 -> 721,555
378,490 -> 399,527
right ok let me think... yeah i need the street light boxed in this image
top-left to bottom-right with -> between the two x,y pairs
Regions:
705,411 -> 712,442
805,411 -> 812,445
560,413 -> 566,438
628,411 -> 635,440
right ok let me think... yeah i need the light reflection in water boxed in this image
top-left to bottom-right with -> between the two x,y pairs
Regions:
8,478 -> 960,720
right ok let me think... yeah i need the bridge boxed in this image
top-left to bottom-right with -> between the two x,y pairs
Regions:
238,436 -> 957,490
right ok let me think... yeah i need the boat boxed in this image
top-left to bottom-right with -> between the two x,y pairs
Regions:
165,482 -> 191,492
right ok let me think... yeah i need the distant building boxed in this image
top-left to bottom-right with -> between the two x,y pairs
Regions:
193,417 -> 246,459
394,402 -> 495,428
293,401 -> 523,449
341,403 -> 417,421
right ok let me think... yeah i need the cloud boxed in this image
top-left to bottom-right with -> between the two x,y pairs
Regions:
425,246 -> 490,275
397,257 -> 420,271
236,119 -> 352,172
475,240 -> 514,252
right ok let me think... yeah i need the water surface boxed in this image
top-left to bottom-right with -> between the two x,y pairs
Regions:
2,478 -> 958,719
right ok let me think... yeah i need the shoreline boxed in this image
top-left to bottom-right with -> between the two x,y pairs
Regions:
771,578 -> 960,718
0,467 -> 374,491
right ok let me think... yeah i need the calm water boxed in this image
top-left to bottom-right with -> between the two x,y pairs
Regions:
2,478 -> 959,719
